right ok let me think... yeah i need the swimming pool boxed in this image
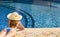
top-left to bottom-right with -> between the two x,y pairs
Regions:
0,1 -> 60,30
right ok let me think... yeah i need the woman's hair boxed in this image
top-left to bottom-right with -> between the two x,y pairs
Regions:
9,20 -> 19,28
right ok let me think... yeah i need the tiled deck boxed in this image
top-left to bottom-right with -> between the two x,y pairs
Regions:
16,28 -> 60,37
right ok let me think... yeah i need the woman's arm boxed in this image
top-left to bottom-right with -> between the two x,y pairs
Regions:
0,29 -> 16,37
17,22 -> 24,30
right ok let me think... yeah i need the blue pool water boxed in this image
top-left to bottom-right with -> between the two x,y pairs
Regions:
0,1 -> 60,31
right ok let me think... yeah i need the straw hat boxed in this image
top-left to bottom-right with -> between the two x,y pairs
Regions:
7,12 -> 22,20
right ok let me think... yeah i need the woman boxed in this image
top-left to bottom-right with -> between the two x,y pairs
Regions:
0,12 -> 24,37
8,20 -> 24,30
7,12 -> 24,30
0,29 -> 16,37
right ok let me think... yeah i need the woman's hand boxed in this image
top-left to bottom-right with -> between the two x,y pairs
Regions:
17,22 -> 24,30
0,29 -> 16,37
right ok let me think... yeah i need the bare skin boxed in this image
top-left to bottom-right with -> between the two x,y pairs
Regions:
17,22 -> 24,30
0,18 -> 25,37
0,29 -> 16,37
8,20 -> 24,30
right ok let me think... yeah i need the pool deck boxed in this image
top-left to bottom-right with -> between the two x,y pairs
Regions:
16,28 -> 60,37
